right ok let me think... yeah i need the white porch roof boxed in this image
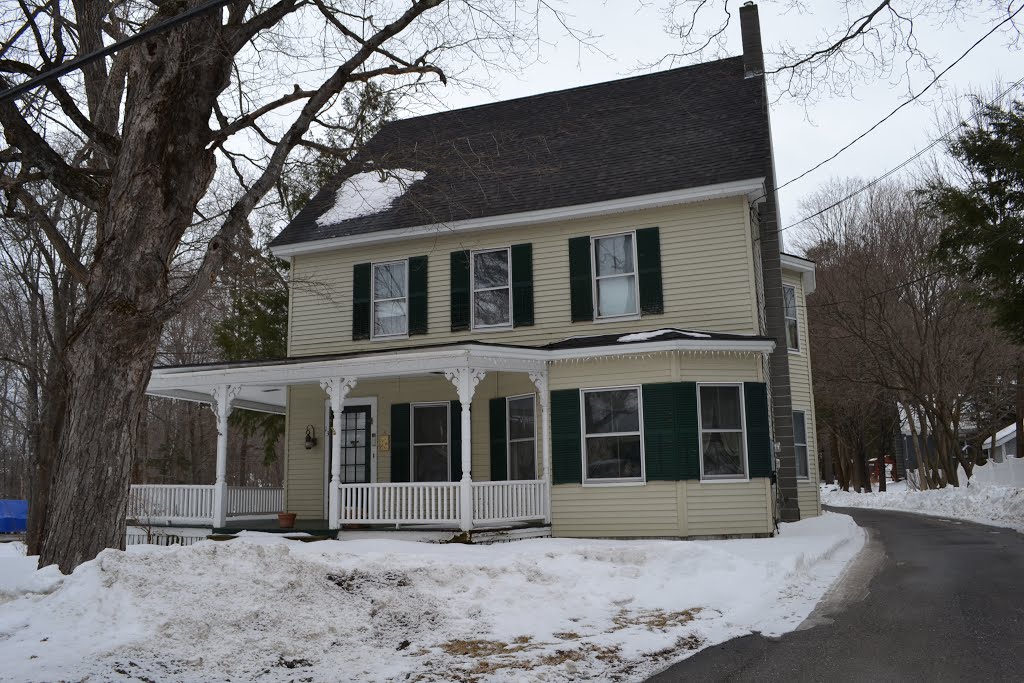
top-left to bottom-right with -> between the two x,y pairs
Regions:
147,332 -> 775,412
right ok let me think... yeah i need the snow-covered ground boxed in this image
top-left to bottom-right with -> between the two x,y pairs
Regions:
822,480 -> 1024,533
0,513 -> 863,683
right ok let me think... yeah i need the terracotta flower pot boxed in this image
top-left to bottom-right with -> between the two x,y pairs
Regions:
278,512 -> 297,529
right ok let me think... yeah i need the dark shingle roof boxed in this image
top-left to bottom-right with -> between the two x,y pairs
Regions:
542,328 -> 772,351
270,56 -> 769,248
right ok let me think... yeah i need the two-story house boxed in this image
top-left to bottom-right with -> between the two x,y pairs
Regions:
141,3 -> 820,542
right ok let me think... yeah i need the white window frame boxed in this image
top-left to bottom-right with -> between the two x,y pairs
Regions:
793,409 -> 809,479
506,394 -> 537,481
410,401 -> 451,482
470,247 -> 513,330
370,259 -> 409,340
591,231 -> 640,321
697,382 -> 749,482
783,285 -> 800,353
580,385 -> 646,486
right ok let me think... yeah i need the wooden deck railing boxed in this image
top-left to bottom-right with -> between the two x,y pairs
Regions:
128,485 -> 283,525
472,480 -> 548,524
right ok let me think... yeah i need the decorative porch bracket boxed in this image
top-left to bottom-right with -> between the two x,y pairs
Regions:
321,376 -> 358,530
210,384 -> 241,527
444,367 -> 487,531
528,369 -> 553,524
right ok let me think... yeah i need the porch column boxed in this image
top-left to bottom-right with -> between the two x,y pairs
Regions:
320,377 -> 358,530
529,369 -> 552,524
211,384 -> 241,528
445,367 -> 487,531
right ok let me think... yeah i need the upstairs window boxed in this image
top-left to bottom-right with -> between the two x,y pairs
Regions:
472,248 -> 511,328
372,260 -> 408,338
698,384 -> 747,480
793,410 -> 809,478
593,233 -> 639,318
783,285 -> 800,351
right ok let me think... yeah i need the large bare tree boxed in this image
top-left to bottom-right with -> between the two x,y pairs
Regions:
0,0 -> 580,572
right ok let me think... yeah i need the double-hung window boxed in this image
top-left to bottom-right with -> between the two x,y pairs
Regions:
783,285 -> 800,352
411,403 -> 449,482
472,248 -> 511,328
582,387 -> 643,483
592,233 -> 639,318
372,260 -> 408,338
698,384 -> 747,480
507,395 -> 537,480
793,410 -> 809,478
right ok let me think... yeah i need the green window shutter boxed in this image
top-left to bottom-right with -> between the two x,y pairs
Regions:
450,400 -> 463,481
568,236 -> 594,322
636,227 -> 664,315
489,398 -> 508,481
390,403 -> 410,482
450,250 -> 471,331
550,389 -> 582,484
408,255 -> 429,336
642,383 -> 683,480
511,243 -> 534,327
352,262 -> 371,340
679,382 -> 700,480
744,382 -> 773,478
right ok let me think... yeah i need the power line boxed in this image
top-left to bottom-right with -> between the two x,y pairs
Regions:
775,3 -> 1024,197
0,0 -> 234,104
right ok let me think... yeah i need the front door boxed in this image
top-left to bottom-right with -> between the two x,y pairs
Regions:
328,405 -> 372,484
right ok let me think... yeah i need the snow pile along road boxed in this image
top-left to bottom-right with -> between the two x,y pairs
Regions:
0,513 -> 863,683
822,481 -> 1024,533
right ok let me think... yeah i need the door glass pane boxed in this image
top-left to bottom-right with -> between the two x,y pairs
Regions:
596,275 -> 637,317
474,288 -> 510,326
374,261 -> 406,299
473,250 -> 509,288
584,389 -> 639,434
585,435 -> 642,479
414,445 -> 449,482
594,234 -> 634,276
700,386 -> 742,430
701,432 -> 744,476
509,441 -> 536,480
508,396 -> 535,440
413,405 -> 448,444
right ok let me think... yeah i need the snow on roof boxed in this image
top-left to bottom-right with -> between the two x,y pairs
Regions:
983,423 -> 1017,449
617,329 -> 712,342
316,169 -> 425,227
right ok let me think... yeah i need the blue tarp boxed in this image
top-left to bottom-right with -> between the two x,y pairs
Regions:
0,500 -> 28,533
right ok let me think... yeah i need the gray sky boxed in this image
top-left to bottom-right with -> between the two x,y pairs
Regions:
423,2 -> 1020,252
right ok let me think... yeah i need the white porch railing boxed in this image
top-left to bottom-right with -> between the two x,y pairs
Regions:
337,480 -> 548,527
128,485 -> 216,525
227,486 -> 285,516
128,485 -> 284,525
472,480 -> 548,524
339,482 -> 462,525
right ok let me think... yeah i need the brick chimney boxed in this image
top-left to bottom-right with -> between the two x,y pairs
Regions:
739,2 -> 764,78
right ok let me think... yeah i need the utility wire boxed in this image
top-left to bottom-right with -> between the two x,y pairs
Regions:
0,0 -> 234,104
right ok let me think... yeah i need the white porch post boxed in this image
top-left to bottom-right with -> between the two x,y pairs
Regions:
211,384 -> 240,528
445,367 -> 487,532
320,377 -> 357,530
529,369 -> 552,524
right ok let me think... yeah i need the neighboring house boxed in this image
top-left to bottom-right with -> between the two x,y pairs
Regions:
141,3 -> 820,541
983,424 -> 1018,463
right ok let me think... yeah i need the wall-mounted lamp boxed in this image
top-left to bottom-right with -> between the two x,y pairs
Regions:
304,425 -> 318,450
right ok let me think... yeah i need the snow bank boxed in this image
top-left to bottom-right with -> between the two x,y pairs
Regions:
822,481 -> 1024,533
0,514 -> 863,683
316,169 -> 425,226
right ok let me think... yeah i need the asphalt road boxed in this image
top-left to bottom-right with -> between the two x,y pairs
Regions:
648,507 -> 1024,682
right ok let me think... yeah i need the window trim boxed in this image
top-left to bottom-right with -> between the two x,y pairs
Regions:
410,401 -> 451,482
470,246 -> 513,330
370,259 -> 410,340
579,385 -> 646,486
506,393 -> 538,481
590,231 -> 640,321
697,382 -> 749,482
783,284 -> 800,353
793,409 -> 809,480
